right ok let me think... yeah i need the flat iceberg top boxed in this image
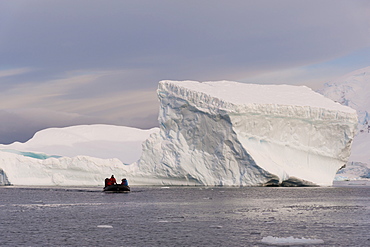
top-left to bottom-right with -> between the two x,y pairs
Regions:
160,80 -> 356,113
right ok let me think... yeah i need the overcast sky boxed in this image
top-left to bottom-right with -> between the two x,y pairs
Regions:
1,0 -> 370,144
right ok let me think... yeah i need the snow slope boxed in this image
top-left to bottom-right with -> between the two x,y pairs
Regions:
319,66 -> 370,130
136,80 -> 357,186
0,124 -> 158,164
319,66 -> 370,180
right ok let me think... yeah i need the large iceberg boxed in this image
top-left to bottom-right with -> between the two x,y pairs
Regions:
135,80 -> 358,186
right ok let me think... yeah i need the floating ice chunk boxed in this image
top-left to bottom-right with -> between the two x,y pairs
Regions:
261,236 -> 324,245
209,225 -> 223,229
158,219 -> 183,223
97,225 -> 113,228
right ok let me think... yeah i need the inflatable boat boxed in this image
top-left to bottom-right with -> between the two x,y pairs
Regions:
103,184 -> 130,192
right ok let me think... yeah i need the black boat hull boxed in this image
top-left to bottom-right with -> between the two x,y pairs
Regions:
103,184 -> 130,192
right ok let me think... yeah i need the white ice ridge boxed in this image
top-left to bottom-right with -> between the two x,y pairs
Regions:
135,80 -> 358,186
0,124 -> 158,165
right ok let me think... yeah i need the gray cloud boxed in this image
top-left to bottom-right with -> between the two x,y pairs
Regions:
0,0 -> 370,143
2,1 -> 369,73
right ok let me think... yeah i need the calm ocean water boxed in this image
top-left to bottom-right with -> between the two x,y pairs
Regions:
1,182 -> 369,246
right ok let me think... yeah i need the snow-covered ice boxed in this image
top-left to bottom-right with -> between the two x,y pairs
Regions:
135,80 -> 357,186
319,66 -> 370,180
0,124 -> 158,164
0,151 -> 133,186
0,125 -> 157,186
319,66 -> 370,130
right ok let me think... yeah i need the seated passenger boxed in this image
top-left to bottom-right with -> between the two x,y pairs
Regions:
121,178 -> 128,186
110,175 -> 117,185
104,178 -> 110,187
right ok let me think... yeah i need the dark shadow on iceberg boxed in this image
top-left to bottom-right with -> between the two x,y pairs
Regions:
0,169 -> 11,186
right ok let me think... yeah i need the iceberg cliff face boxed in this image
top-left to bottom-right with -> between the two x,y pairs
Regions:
136,80 -> 358,186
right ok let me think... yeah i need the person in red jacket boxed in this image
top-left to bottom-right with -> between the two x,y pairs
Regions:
110,175 -> 117,185
104,178 -> 111,187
